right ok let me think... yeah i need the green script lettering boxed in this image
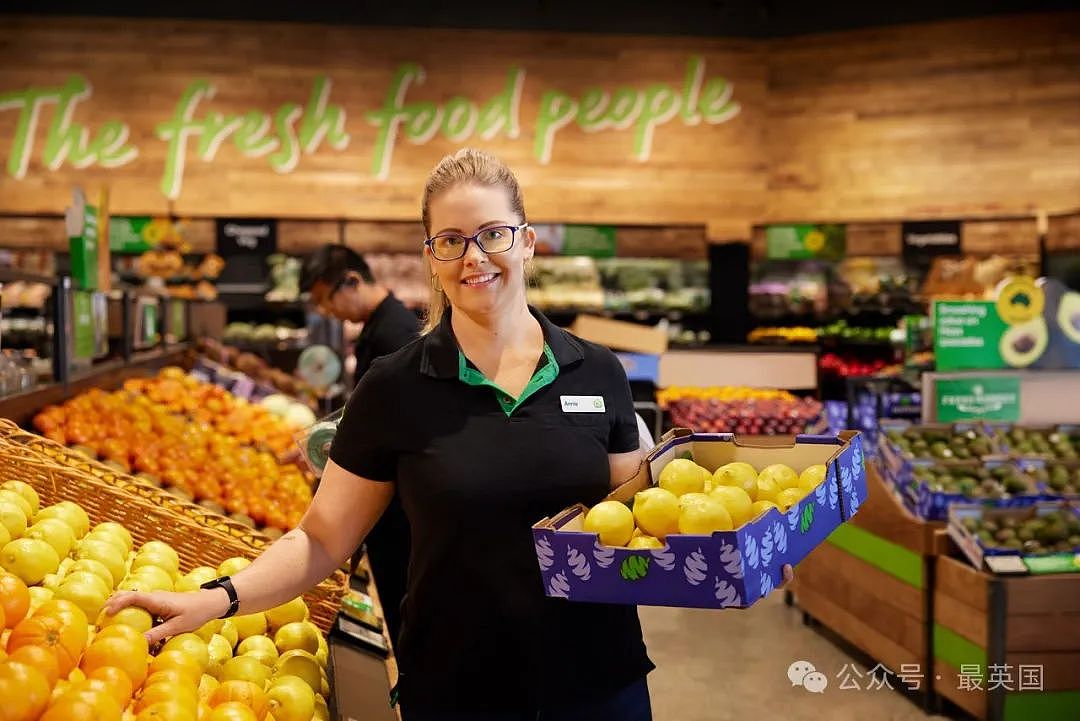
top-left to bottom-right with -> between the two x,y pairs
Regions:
534,91 -> 578,164
576,88 -> 610,132
442,97 -> 478,142
680,56 -> 705,125
92,121 -> 138,168
155,80 -> 213,200
477,67 -> 524,140
367,64 -> 424,180
232,112 -> 277,157
604,88 -> 644,130
404,102 -> 442,144
700,77 -> 740,123
0,86 -> 59,178
298,76 -> 350,153
197,111 -> 245,161
633,83 -> 681,161
269,103 -> 302,173
43,76 -> 95,169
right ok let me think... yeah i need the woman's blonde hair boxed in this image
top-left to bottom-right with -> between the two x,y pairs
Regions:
420,148 -> 527,334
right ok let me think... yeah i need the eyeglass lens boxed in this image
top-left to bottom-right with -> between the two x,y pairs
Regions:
430,226 -> 518,260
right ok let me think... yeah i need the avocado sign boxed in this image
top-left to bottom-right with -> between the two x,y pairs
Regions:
0,56 -> 740,202
934,278 -> 1080,371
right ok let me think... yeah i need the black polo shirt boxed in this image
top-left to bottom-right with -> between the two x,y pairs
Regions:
353,293 -> 421,380
329,308 -> 654,713
350,292 -> 420,648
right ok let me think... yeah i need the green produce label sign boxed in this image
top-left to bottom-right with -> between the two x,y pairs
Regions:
69,203 -> 99,291
72,290 -> 95,360
764,224 -> 846,261
936,377 -> 1020,422
933,301 -> 1008,370
562,225 -> 617,258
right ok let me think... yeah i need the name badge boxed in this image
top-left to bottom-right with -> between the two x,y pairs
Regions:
561,395 -> 606,413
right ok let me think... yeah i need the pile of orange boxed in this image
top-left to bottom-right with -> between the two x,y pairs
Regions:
32,370 -> 312,532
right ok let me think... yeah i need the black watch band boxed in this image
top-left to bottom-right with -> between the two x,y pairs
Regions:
199,575 -> 240,619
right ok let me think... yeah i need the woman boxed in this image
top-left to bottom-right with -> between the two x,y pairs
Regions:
107,148 -> 786,720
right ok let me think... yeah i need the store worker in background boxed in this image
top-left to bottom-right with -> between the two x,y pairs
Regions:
300,244 -> 419,645
300,244 -> 420,381
108,148 -> 791,721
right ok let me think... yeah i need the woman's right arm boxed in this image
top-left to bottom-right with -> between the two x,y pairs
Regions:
105,459 -> 394,645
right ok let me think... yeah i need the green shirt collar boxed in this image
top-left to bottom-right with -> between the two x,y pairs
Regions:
458,343 -> 559,416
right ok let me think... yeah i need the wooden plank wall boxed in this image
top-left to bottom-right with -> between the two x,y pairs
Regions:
1,13 -> 1078,254
0,16 -> 766,238
765,13 -> 1080,223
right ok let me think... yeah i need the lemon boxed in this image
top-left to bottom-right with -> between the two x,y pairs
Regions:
267,674 -> 316,721
274,650 -> 322,694
0,490 -> 32,520
25,519 -> 76,558
775,487 -> 806,511
709,485 -> 754,527
55,573 -> 110,619
130,564 -> 176,592
75,539 -> 127,587
1,481 -> 40,516
206,633 -> 234,679
582,501 -> 634,547
221,655 -> 271,688
749,500 -> 780,520
231,612 -> 268,641
1,537 -> 60,584
657,459 -> 706,497
0,501 -> 28,540
677,493 -> 733,535
35,501 -> 90,538
627,535 -> 663,550
799,464 -> 827,493
713,462 -> 758,501
755,474 -> 783,503
237,634 -> 279,667
217,557 -> 252,577
632,488 -> 680,540
163,633 -> 211,673
99,605 -> 154,633
265,597 -> 309,633
759,464 -> 799,491
92,522 -> 134,553
0,523 -> 9,549
132,549 -> 180,579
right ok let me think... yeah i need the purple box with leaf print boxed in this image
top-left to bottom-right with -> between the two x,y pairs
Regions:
532,429 -> 868,609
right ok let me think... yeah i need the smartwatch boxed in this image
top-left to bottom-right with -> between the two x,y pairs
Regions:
199,576 -> 240,619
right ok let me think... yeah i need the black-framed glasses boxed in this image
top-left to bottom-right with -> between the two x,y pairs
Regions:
425,224 -> 528,261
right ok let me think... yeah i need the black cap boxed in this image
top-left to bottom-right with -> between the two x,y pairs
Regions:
300,244 -> 375,293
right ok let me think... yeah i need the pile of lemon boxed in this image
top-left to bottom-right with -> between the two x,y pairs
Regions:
584,459 -> 828,548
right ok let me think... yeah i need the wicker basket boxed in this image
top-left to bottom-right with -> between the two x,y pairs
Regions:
0,422 -> 346,634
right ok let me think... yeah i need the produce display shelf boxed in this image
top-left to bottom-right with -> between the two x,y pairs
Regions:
0,345 -> 191,427
933,550 -> 1080,721
794,464 -> 947,712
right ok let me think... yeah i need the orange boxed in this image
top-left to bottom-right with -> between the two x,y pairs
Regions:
134,682 -> 198,716
150,649 -> 203,685
209,680 -> 267,720
135,680 -> 199,714
7,614 -> 86,676
87,665 -> 134,707
135,699 -> 198,721
143,669 -> 197,690
9,643 -> 61,686
0,604 -> 5,632
55,683 -> 124,721
0,659 -> 51,721
0,572 -> 30,627
95,622 -> 148,647
34,598 -> 90,629
39,698 -> 102,721
207,701 -> 259,721
82,635 -> 149,688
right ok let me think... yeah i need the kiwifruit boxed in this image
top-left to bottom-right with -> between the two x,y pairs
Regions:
165,485 -> 195,502
229,512 -> 256,528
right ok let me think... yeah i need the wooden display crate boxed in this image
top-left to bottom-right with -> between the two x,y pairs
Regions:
933,552 -> 1080,721
794,463 -> 948,707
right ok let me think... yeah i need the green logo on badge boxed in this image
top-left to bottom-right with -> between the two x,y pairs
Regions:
593,398 -> 603,409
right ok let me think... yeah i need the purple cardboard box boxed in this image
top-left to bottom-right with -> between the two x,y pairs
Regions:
532,429 -> 868,609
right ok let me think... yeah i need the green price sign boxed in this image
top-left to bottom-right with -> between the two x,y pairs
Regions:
765,224 -> 846,261
110,216 -> 153,253
170,300 -> 187,341
69,204 -> 99,291
561,225 -> 617,258
72,291 -> 95,360
933,301 -> 1011,371
143,303 -> 158,345
936,376 -> 1020,422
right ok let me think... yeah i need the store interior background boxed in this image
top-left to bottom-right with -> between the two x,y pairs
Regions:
1,3 -> 1079,721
